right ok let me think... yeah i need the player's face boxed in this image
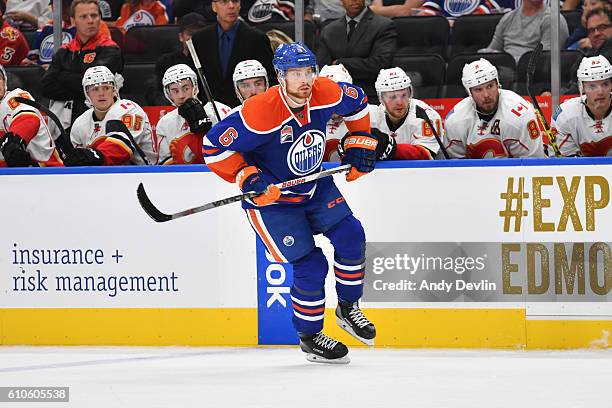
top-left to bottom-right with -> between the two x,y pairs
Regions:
381,88 -> 410,120
167,79 -> 196,106
71,3 -> 101,42
237,77 -> 267,100
583,78 -> 612,111
470,79 -> 499,114
87,83 -> 115,112
283,67 -> 316,101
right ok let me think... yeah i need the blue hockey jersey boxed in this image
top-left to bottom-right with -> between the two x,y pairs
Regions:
203,76 -> 370,206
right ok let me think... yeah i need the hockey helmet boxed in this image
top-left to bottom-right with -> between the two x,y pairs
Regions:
162,64 -> 199,105
461,58 -> 499,95
375,67 -> 412,101
577,55 -> 612,96
232,60 -> 269,102
272,42 -> 317,76
82,65 -> 119,108
320,64 -> 353,84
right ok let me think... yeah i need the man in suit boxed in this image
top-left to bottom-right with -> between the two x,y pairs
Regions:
317,0 -> 397,103
191,0 -> 276,107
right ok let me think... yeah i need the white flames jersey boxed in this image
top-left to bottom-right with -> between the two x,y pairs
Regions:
157,101 -> 231,164
71,99 -> 157,165
444,89 -> 547,159
0,88 -> 60,165
551,97 -> 612,157
369,98 -> 443,154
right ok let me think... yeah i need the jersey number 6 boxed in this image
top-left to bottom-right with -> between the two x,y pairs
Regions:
219,127 -> 238,147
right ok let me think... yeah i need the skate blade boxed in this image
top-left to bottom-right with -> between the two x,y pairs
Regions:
336,317 -> 375,346
305,353 -> 350,365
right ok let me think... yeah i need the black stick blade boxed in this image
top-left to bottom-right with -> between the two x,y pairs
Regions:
527,43 -> 543,77
136,183 -> 172,223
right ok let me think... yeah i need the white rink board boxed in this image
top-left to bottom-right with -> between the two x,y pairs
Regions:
1,159 -> 611,319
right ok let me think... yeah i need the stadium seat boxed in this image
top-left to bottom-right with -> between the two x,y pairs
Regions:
514,50 -> 583,95
444,52 -> 516,98
392,54 -> 446,98
392,16 -> 449,58
21,29 -> 37,48
561,10 -> 582,36
120,63 -> 157,106
448,14 -> 503,58
253,20 -> 316,51
109,26 -> 124,50
124,25 -> 182,63
5,66 -> 47,104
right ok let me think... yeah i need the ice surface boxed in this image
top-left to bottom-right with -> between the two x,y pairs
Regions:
0,346 -> 610,408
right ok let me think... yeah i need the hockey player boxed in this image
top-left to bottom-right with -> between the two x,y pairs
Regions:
0,65 -> 63,167
444,58 -> 547,159
156,64 -> 231,165
551,55 -> 612,157
320,64 -> 351,161
66,66 -> 157,166
368,67 -> 443,160
204,43 -> 377,364
233,59 -> 269,104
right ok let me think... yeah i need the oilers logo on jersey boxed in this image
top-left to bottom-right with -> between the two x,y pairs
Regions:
287,130 -> 325,175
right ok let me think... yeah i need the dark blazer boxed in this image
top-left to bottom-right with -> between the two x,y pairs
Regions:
191,21 -> 276,107
317,7 -> 397,102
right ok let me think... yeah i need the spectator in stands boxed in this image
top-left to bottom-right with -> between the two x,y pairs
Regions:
369,0 -> 424,18
583,6 -> 612,52
314,0 -> 345,21
114,0 -> 169,33
190,0 -> 276,107
23,0 -> 112,68
0,0 -> 30,65
42,0 -> 122,148
411,0 -> 498,23
482,0 -> 569,62
174,0 -> 312,24
565,0 -> 610,50
317,0 -> 397,103
5,0 -> 51,29
148,12 -> 207,105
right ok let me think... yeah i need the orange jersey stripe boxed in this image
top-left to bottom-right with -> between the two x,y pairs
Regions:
247,209 -> 284,263
334,269 -> 364,279
293,304 -> 325,314
206,151 -> 249,183
345,115 -> 371,134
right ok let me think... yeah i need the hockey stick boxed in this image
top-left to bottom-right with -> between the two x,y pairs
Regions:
14,96 -> 74,159
137,164 -> 351,223
185,39 -> 222,123
526,43 -> 562,157
415,105 -> 449,159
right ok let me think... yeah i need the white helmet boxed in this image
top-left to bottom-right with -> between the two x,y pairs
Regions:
163,64 -> 199,106
233,60 -> 269,103
577,55 -> 612,96
82,65 -> 118,108
375,67 -> 412,101
320,64 -> 352,84
461,58 -> 499,96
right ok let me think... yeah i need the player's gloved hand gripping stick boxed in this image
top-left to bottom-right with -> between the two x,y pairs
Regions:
137,164 -> 351,223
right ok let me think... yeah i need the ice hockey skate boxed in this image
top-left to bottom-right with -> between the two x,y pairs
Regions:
299,332 -> 350,364
336,300 -> 376,346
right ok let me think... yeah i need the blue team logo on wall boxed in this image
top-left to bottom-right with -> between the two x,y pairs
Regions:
287,130 -> 325,176
40,32 -> 72,63
444,0 -> 480,16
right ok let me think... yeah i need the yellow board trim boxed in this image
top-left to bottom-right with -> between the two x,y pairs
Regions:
1,308 -> 610,348
0,308 -> 257,346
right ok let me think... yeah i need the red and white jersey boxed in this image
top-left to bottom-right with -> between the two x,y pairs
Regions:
0,88 -> 62,166
71,99 -> 157,165
551,97 -> 612,157
369,98 -> 443,155
157,101 -> 231,165
0,22 -> 29,66
444,89 -> 547,159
